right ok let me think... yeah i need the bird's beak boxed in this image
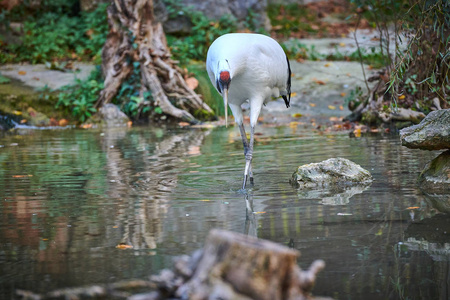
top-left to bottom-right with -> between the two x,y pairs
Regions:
223,87 -> 228,127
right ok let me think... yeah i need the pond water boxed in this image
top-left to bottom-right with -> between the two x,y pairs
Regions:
0,125 -> 448,300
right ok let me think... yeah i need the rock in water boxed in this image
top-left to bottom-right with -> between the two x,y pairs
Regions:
400,109 -> 450,150
418,150 -> 450,193
98,103 -> 130,127
291,157 -> 373,188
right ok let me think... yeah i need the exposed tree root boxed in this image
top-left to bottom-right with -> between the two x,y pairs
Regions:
96,0 -> 213,123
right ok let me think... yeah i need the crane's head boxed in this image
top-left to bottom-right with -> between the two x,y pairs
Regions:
217,71 -> 231,127
216,60 -> 232,127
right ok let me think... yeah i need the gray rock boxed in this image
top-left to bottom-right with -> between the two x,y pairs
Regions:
290,157 -> 373,188
157,0 -> 271,33
418,150 -> 450,193
423,193 -> 450,214
98,104 -> 130,127
400,109 -> 450,150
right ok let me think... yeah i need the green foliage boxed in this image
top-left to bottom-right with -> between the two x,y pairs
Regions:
55,67 -> 103,123
0,3 -> 108,64
282,41 -> 324,61
0,73 -> 11,84
267,3 -> 320,38
352,0 -> 450,108
112,62 -> 157,119
164,0 -> 237,65
345,86 -> 364,108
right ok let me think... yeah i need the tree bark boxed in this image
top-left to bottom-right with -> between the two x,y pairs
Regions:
96,0 -> 213,123
173,229 -> 325,300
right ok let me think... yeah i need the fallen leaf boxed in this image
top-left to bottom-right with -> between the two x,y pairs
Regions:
80,123 -> 92,129
42,238 -> 48,241
127,121 -> 133,127
116,243 -> 133,249
253,211 -> 266,214
113,225 -> 119,228
199,199 -> 211,202
13,110 -> 22,115
12,175 -> 33,178
18,71 -> 26,75
178,122 -> 190,127
86,28 -> 94,37
324,63 -> 331,67
313,79 -> 326,85
339,42 -> 346,47
291,92 -> 297,97
58,119 -> 68,126
329,117 -> 340,122
339,105 -> 344,110
32,77 -> 39,81
20,119 -> 27,124
353,128 -> 361,138
292,113 -> 303,118
185,77 -> 199,90
309,103 -> 316,107
289,121 -> 299,127
340,92 -> 346,97
407,206 -> 420,210
398,95 -> 406,100
368,65 -> 374,70
188,145 -> 201,155
328,105 -> 336,110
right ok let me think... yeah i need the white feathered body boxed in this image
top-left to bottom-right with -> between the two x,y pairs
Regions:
206,33 -> 290,126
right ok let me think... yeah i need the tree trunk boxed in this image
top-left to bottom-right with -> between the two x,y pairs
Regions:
96,0 -> 213,123
173,229 -> 325,300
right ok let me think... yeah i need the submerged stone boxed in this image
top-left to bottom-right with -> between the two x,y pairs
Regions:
418,150 -> 450,193
290,157 -> 373,188
97,104 -> 130,127
400,109 -> 450,150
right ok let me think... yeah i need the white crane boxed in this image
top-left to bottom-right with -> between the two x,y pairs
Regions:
206,33 -> 291,189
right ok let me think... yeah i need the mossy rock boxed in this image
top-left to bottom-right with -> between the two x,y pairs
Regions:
290,157 -> 373,188
418,150 -> 450,193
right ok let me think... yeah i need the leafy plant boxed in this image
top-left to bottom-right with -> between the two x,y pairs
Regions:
345,86 -> 364,109
0,3 -> 108,64
351,0 -> 450,109
164,0 -> 237,65
55,67 -> 103,122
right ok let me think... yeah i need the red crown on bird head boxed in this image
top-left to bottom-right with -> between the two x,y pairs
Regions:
220,71 -> 230,82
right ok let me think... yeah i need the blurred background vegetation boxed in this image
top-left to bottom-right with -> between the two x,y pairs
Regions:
0,0 -> 448,124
